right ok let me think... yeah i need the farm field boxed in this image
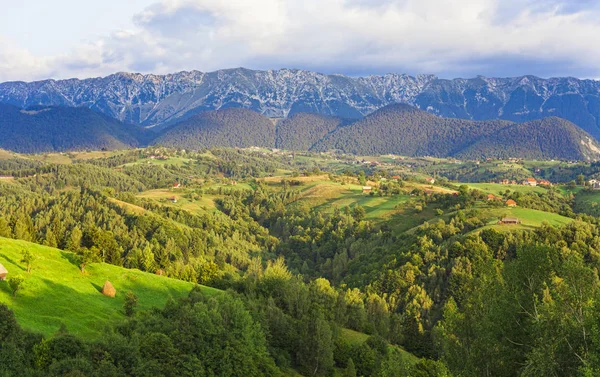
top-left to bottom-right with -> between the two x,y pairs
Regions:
0,237 -> 218,338
478,207 -> 574,231
465,182 -> 548,194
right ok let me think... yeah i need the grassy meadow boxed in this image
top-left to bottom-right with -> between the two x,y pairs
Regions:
0,237 -> 218,338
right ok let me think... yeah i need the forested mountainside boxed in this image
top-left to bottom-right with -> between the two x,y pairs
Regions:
312,104 -> 513,156
454,117 -> 600,160
154,108 -> 276,149
313,105 -> 600,160
156,105 -> 600,161
0,103 -> 148,153
1,68 -> 600,137
275,112 -> 346,151
2,102 -> 600,161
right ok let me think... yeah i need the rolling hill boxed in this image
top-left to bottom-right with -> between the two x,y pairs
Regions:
275,112 -> 346,150
0,104 -> 149,153
154,108 -> 277,149
312,104 -> 600,160
454,117 -> 600,160
0,237 -> 218,337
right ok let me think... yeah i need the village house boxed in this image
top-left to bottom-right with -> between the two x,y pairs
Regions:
487,194 -> 502,201
589,179 -> 600,190
362,186 -> 372,194
172,182 -> 182,189
425,177 -> 435,184
506,199 -> 517,207
392,175 -> 401,180
523,178 -> 537,186
538,179 -> 551,186
500,179 -> 510,185
169,196 -> 178,203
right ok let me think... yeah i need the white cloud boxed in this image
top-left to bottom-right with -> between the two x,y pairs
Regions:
1,0 -> 600,81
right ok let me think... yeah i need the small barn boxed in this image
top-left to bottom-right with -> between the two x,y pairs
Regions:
498,217 -> 521,225
362,186 -> 372,194
506,199 -> 517,207
0,263 -> 7,281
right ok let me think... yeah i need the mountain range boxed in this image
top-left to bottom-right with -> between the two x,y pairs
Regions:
1,68 -> 600,138
157,105 -> 600,161
1,102 -> 598,160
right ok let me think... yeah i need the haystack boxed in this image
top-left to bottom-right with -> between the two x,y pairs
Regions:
101,280 -> 116,297
0,263 -> 7,281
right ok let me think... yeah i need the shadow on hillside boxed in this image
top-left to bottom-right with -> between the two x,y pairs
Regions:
0,253 -> 25,271
0,280 -> 11,295
60,251 -> 79,270
91,282 -> 102,293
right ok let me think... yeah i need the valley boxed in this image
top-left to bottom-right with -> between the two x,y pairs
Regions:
3,145 -> 600,376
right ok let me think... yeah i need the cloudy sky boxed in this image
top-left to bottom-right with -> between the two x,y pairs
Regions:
1,0 -> 599,81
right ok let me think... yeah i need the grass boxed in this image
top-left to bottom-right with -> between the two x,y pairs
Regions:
465,183 -> 547,195
477,206 -> 574,231
296,180 -> 409,220
137,189 -> 217,213
0,237 -> 218,338
123,156 -> 193,167
339,328 -> 419,365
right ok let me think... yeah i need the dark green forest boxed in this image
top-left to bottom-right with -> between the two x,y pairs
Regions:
0,104 -> 148,153
2,103 -> 599,161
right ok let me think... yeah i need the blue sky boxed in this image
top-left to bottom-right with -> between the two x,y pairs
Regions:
0,0 -> 599,81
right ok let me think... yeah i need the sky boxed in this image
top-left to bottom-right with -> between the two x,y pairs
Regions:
1,0 -> 600,82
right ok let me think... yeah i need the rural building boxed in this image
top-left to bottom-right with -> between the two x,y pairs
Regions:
538,179 -> 551,186
487,194 -> 502,201
425,177 -> 436,184
0,263 -> 7,280
170,196 -> 178,203
506,199 -> 517,207
392,175 -> 401,180
500,179 -> 510,185
362,186 -> 372,194
172,182 -> 182,189
523,178 -> 537,186
498,217 -> 521,225
589,179 -> 600,190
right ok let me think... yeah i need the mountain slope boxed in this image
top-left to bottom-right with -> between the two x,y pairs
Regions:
275,112 -> 346,150
454,117 -> 600,160
3,69 -> 600,138
0,104 -> 148,153
154,108 -> 276,149
312,104 -> 600,160
0,237 -> 218,337
312,104 -> 512,156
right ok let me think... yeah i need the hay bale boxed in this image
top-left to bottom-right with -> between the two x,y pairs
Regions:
101,280 -> 116,298
0,263 -> 7,281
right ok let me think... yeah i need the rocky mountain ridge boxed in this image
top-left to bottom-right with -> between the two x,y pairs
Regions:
2,68 -> 599,137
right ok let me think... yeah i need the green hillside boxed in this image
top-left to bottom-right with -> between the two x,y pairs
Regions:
455,117 -> 600,161
311,104 -> 600,160
0,103 -> 149,153
275,112 -> 345,150
155,108 -> 277,149
0,237 -> 217,338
